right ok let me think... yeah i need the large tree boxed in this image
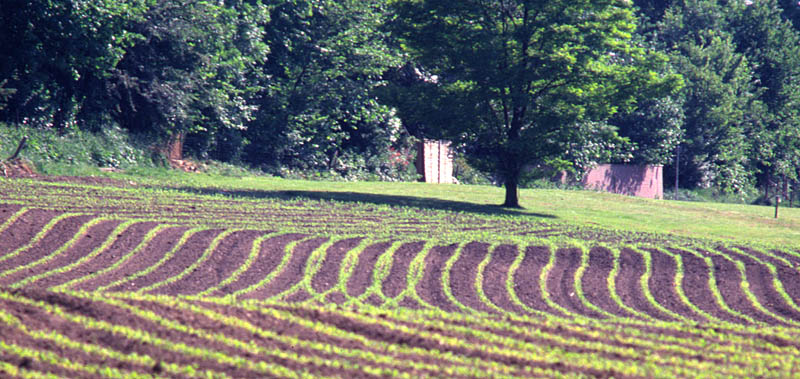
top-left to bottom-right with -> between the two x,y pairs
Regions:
386,0 -> 679,207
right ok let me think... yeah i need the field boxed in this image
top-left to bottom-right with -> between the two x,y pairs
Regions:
1,175 -> 800,378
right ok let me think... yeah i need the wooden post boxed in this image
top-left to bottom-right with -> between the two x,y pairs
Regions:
8,136 -> 27,160
674,145 -> 679,200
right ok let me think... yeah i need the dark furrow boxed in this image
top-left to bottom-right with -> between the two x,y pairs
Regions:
207,233 -> 307,296
381,242 -> 425,299
717,248 -> 800,323
0,214 -> 96,273
581,247 -> 640,319
0,209 -> 62,258
311,237 -> 364,294
546,248 -> 604,318
28,222 -> 159,289
614,248 -> 674,321
73,227 -> 190,292
668,248 -> 748,324
106,229 -> 224,293
0,219 -> 123,287
153,230 -> 268,296
416,244 -> 460,313
238,237 -> 328,300
450,242 -> 496,314
647,248 -> 708,322
346,241 -> 393,298
513,246 -> 566,316
706,252 -> 784,325
481,244 -> 528,315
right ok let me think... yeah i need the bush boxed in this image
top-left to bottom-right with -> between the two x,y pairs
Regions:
0,123 -> 156,174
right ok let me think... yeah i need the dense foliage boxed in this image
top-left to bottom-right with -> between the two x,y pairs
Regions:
1,0 -> 800,202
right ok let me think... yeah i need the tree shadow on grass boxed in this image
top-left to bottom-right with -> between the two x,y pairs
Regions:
169,187 -> 557,219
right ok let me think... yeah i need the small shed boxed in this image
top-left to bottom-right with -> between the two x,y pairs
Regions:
581,164 -> 663,199
416,139 -> 454,184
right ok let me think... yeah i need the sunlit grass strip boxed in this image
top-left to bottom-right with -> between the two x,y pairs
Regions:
570,242 -> 618,319
4,291 -> 312,379
91,293 -> 453,379
317,237 -> 372,302
0,306 -> 197,379
388,241 -> 436,310
475,243 -> 511,315
0,213 -> 80,265
95,227 -> 203,293
440,243 -> 484,315
654,247 -> 718,324
684,247 -> 758,325
121,294 -> 539,378
197,231 -> 283,296
225,236 -> 315,300
0,206 -> 28,236
53,224 -> 171,291
10,220 -> 137,289
629,246 -> 689,323
138,229 -> 238,294
0,217 -> 108,279
350,240 -> 404,307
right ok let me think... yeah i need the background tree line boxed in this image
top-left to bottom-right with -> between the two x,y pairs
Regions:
1,0 -> 799,204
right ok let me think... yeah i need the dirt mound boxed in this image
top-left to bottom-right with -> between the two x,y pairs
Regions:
0,158 -> 37,178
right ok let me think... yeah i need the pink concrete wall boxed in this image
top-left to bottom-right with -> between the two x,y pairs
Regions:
416,140 -> 454,184
581,164 -> 663,199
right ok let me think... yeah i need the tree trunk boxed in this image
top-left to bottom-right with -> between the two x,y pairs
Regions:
502,175 -> 521,208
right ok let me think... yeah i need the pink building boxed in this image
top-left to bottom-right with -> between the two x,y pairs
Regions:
581,164 -> 663,199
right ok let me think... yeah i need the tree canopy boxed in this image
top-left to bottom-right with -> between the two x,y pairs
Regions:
384,0 -> 681,207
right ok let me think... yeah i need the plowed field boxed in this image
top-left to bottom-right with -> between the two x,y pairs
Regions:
1,177 -> 799,378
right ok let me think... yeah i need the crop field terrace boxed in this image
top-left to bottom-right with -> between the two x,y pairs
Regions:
1,175 -> 800,378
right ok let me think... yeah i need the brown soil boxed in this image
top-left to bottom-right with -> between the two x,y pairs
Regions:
614,248 -> 675,321
239,237 -> 328,300
381,241 -> 425,299
345,241 -> 393,298
0,209 -> 64,258
546,247 -> 604,318
154,230 -> 270,296
580,247 -> 641,319
449,242 -> 496,314
667,248 -> 748,324
206,233 -> 307,296
73,226 -> 190,291
38,222 -> 159,290
706,251 -> 783,325
646,248 -> 708,322
0,219 -> 122,287
480,244 -> 528,316
0,214 -> 95,272
311,237 -> 363,294
512,246 -> 567,317
415,244 -> 459,312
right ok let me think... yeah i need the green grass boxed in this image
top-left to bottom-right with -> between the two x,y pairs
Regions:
85,169 -> 800,248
